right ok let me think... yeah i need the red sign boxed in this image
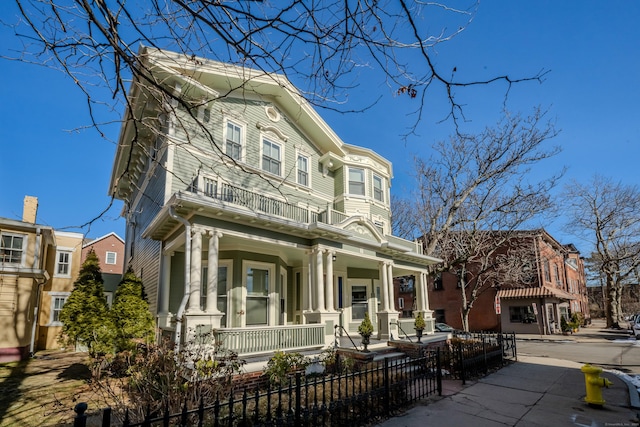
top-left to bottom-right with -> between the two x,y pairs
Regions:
495,296 -> 501,315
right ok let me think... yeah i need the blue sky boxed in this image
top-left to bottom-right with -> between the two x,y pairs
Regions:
1,1 -> 639,254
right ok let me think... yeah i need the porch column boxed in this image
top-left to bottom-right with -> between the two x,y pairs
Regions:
325,250 -> 336,312
306,250 -> 314,312
160,253 -> 171,313
415,272 -> 425,311
421,272 -> 431,310
205,230 -> 222,313
386,262 -> 395,312
157,252 -> 173,329
377,260 -> 399,340
315,247 -> 325,312
188,227 -> 203,312
379,261 -> 390,312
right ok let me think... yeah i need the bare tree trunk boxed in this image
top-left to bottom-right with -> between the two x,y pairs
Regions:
606,275 -> 622,329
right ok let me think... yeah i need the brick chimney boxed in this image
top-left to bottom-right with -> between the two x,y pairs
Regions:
22,196 -> 38,224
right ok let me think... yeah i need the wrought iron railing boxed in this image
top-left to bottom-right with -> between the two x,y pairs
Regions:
391,320 -> 413,342
333,324 -> 361,351
72,335 -> 517,427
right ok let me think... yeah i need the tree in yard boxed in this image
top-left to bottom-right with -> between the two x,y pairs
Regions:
111,269 -> 155,352
392,109 -> 562,331
563,175 -> 640,329
59,249 -> 115,356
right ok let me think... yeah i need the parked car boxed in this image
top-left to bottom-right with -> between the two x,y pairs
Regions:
434,323 -> 455,332
628,314 -> 639,331
633,318 -> 640,339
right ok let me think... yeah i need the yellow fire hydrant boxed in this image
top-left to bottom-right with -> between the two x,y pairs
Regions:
581,364 -> 613,407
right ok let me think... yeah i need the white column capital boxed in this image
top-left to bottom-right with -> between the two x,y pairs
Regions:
207,229 -> 223,238
191,225 -> 209,236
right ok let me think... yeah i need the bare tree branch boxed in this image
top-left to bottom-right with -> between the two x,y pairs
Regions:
392,108 -> 562,330
564,175 -> 640,328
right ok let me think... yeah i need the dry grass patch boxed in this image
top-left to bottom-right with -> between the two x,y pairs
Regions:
0,350 -> 113,427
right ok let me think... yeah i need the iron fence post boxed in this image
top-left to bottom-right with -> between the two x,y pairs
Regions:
384,358 -> 390,416
482,336 -> 488,375
295,372 -> 302,427
73,402 -> 88,427
458,342 -> 466,385
436,348 -> 442,396
102,407 -> 111,427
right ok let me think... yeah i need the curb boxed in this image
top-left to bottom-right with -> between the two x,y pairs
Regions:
609,369 -> 640,410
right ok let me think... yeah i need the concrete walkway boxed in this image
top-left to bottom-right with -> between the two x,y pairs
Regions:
377,321 -> 640,427
376,355 -> 639,427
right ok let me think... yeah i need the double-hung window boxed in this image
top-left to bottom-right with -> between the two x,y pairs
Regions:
0,233 -> 25,265
226,121 -> 243,160
55,250 -> 72,277
348,168 -> 365,196
49,292 -> 70,326
106,251 -> 117,265
262,138 -> 281,176
297,154 -> 309,186
543,261 -> 551,282
373,175 -> 384,202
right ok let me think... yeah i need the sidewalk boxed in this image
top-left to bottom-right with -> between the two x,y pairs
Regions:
376,355 -> 640,427
377,319 -> 640,427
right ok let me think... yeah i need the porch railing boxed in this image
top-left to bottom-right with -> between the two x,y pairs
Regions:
213,324 -> 325,356
187,176 -> 362,231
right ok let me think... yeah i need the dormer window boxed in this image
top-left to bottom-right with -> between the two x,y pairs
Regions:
348,167 -> 365,196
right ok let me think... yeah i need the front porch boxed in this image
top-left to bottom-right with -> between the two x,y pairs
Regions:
186,316 -> 438,359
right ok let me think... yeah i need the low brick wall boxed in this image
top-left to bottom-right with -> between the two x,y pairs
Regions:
387,339 -> 448,358
232,370 -> 269,390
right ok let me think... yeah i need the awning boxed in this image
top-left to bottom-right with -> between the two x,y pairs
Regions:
497,286 -> 576,301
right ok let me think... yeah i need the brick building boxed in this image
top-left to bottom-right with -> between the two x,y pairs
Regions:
81,232 -> 125,305
428,229 -> 590,334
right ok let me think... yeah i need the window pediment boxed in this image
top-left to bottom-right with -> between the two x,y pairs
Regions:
256,122 -> 288,142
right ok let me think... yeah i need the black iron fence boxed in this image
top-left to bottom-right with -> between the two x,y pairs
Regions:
73,333 -> 517,427
444,331 -> 517,384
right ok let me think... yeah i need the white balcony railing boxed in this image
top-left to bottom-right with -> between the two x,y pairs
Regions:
212,324 -> 325,356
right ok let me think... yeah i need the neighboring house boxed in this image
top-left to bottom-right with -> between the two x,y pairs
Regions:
0,196 -> 55,361
109,47 -> 441,355
393,276 -> 416,319
428,229 -> 589,335
36,230 -> 84,350
82,232 -> 125,305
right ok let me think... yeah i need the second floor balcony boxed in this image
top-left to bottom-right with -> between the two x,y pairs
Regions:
143,173 -> 425,258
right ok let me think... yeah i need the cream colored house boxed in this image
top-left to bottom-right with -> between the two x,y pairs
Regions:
0,197 -> 55,362
110,47 -> 441,356
36,230 -> 84,350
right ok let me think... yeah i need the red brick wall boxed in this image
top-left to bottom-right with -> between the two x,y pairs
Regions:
82,234 -> 125,274
428,271 -> 500,331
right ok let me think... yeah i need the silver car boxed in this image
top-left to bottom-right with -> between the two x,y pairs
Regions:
633,317 -> 640,339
